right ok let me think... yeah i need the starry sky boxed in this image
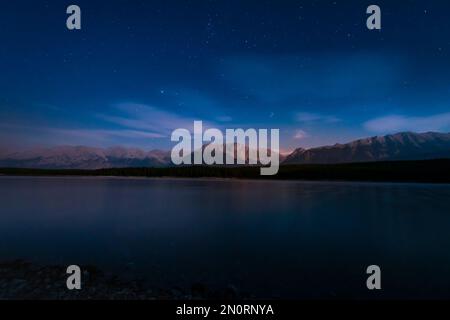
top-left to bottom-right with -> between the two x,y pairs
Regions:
1,0 -> 450,153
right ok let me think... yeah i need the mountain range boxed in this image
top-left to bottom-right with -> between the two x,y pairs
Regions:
283,132 -> 450,164
0,146 -> 171,169
1,132 -> 450,169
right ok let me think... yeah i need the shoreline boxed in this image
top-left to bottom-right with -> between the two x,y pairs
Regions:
0,260 -> 248,300
1,174 -> 450,187
1,158 -> 450,184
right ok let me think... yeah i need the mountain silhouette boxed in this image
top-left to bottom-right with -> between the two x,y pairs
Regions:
283,132 -> 450,164
1,132 -> 450,169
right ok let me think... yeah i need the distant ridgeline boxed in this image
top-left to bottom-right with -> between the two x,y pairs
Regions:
1,159 -> 450,183
1,132 -> 450,182
1,132 -> 450,169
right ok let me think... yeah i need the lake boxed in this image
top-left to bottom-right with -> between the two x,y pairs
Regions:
1,176 -> 450,298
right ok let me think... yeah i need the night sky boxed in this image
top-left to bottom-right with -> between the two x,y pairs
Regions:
1,0 -> 449,152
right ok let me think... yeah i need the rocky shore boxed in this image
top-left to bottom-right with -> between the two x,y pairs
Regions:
0,260 -> 247,300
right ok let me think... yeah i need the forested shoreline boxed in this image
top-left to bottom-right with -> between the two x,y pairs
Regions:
1,159 -> 450,183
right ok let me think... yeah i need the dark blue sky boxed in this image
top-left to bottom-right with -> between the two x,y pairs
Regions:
1,0 -> 450,152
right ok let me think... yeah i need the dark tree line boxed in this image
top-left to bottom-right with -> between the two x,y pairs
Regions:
1,159 -> 450,183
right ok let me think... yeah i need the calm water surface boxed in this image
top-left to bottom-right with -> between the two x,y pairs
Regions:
1,176 -> 450,298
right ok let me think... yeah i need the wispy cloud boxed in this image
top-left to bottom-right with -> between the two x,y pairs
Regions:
364,112 -> 450,133
0,102 -> 222,150
0,123 -> 165,146
293,129 -> 308,140
216,116 -> 233,122
295,112 -> 340,123
221,54 -> 402,104
98,103 -> 198,135
56,128 -> 166,140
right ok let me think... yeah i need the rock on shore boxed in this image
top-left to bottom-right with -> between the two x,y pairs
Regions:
0,260 -> 247,300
